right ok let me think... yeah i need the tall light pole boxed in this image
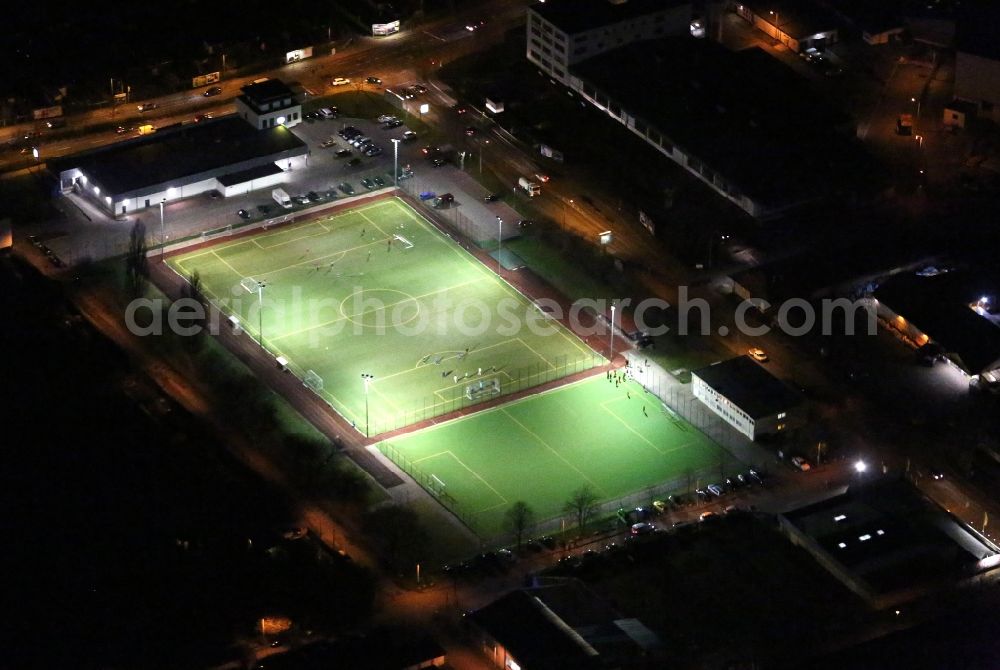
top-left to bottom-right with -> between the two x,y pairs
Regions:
391,138 -> 400,187
769,10 -> 780,44
496,216 -> 503,275
361,373 -> 374,437
255,280 -> 268,349
911,96 -> 921,119
609,302 -> 616,364
159,198 -> 166,259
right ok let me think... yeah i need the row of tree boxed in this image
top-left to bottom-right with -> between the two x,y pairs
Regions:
504,485 -> 602,547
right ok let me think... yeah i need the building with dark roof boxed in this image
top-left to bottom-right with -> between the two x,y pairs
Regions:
732,0 -> 842,53
235,78 -> 303,129
51,116 -> 307,216
468,581 -> 663,670
779,475 -> 1000,609
953,2 -> 1000,125
570,37 -> 860,218
526,0 -> 692,85
692,355 -> 804,440
257,628 -> 446,670
872,269 -> 1000,378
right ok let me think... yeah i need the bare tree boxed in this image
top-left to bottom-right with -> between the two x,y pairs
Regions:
563,485 -> 599,534
125,221 -> 148,298
505,501 -> 535,549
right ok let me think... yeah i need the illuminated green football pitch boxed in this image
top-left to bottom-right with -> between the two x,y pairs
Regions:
379,375 -> 739,538
168,197 -> 600,434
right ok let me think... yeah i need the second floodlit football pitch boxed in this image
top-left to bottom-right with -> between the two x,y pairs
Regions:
379,376 -> 740,538
167,197 -> 600,434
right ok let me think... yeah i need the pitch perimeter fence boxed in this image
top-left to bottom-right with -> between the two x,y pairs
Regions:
378,441 -> 482,535
364,351 -> 604,436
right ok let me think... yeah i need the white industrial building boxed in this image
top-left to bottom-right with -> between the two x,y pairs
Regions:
526,0 -> 692,87
692,356 -> 804,441
51,115 -> 308,217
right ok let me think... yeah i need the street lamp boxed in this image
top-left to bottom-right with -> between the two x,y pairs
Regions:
609,302 -> 617,364
854,460 -> 867,474
911,96 -> 921,119
769,10 -> 781,44
361,373 -> 375,437
250,279 -> 268,348
496,216 -> 503,275
391,138 -> 401,187
159,198 -> 166,259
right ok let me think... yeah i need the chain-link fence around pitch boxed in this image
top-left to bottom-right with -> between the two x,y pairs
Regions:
378,441 -> 481,534
365,351 -> 603,436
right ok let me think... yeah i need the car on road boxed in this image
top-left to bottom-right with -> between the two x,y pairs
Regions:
256,204 -> 272,215
366,76 -> 382,85
411,83 -> 428,94
748,347 -> 769,362
204,86 -> 223,97
137,102 -> 158,112
338,182 -> 355,195
533,172 -> 550,183
431,157 -> 447,167
361,177 -> 376,190
484,193 -> 500,202
791,456 -> 812,472
402,130 -> 418,142
930,470 -> 945,480
699,511 -> 719,522
331,77 -> 351,86
115,126 -> 128,134
456,105 -> 468,115
335,148 -> 352,158
630,522 -> 656,536
194,113 -> 213,122
237,209 -> 251,219
517,220 -> 533,229
465,126 -> 478,136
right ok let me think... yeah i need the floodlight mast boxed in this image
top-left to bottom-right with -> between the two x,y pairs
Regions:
361,373 -> 375,437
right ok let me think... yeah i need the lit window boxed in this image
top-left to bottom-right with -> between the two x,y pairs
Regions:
834,514 -> 846,522
859,534 -> 872,542
838,542 -> 847,549
778,412 -> 787,419
876,529 -> 885,536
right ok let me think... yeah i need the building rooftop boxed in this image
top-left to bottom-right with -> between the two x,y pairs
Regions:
216,162 -> 284,187
573,38 -> 863,208
240,78 -> 295,104
737,0 -> 843,40
530,0 -> 688,35
955,2 -> 1000,61
781,476 -> 997,596
874,269 -> 1000,375
51,116 -> 306,195
825,0 -> 905,36
692,355 -> 802,419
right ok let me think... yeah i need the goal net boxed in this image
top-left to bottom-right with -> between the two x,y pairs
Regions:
303,370 -> 324,392
240,276 -> 260,294
465,378 -> 500,401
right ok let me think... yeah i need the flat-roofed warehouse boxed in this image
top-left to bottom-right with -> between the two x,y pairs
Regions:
50,116 -> 307,217
691,355 -> 804,440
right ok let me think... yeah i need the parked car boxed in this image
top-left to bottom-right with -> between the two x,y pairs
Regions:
331,77 -> 351,86
464,126 -> 478,136
791,456 -> 812,472
748,347 -> 769,362
377,114 -> 397,123
338,182 -> 355,195
347,157 -> 362,167
236,209 -> 251,219
384,119 -> 404,129
373,175 -> 387,188
484,193 -> 500,202
366,76 -> 382,85
203,86 -> 223,97
402,130 -> 418,142
335,148 -> 352,158
630,522 -> 656,536
318,107 -> 338,119
361,177 -> 376,190
699,511 -> 719,522
307,191 -> 323,202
